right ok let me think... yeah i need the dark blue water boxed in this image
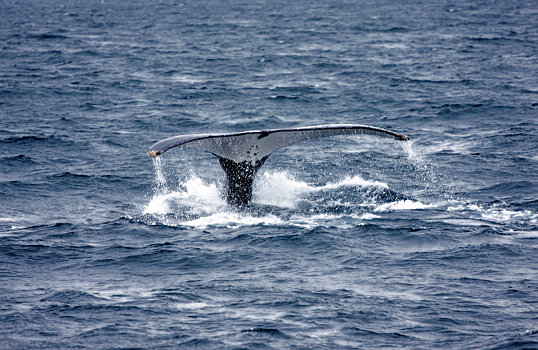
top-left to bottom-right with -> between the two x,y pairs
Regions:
2,0 -> 538,348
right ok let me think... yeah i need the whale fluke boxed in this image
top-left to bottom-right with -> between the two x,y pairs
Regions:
148,124 -> 409,206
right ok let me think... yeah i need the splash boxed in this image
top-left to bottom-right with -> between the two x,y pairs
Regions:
144,176 -> 225,215
140,167 -> 427,229
253,171 -> 389,208
253,171 -> 311,208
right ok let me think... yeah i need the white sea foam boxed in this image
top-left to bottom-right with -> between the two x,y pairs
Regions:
507,231 -> 538,238
318,175 -> 389,190
447,202 -> 538,225
481,208 -> 537,224
0,217 -> 20,222
375,199 -> 431,212
183,212 -> 283,229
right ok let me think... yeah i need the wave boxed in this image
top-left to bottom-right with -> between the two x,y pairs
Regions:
26,33 -> 69,41
0,154 -> 37,165
0,134 -> 70,145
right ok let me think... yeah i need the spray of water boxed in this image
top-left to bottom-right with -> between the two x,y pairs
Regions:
152,156 -> 167,194
399,139 -> 453,200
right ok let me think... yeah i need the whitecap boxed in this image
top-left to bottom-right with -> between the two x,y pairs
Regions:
183,212 -> 283,229
447,202 -> 538,225
374,199 -> 430,212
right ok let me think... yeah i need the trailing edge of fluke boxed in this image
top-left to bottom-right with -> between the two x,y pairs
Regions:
147,124 -> 409,206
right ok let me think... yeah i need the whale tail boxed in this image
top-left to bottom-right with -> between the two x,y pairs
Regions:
147,124 -> 409,206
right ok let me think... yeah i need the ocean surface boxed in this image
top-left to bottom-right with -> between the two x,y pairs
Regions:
2,0 -> 538,348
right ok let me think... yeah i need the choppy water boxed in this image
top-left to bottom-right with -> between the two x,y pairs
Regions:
2,0 -> 538,349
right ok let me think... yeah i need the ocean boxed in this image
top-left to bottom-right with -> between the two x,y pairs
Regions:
1,0 -> 538,348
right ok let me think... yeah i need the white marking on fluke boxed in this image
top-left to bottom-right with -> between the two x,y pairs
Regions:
147,124 -> 409,206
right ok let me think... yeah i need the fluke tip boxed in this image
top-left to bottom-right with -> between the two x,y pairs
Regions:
147,150 -> 162,157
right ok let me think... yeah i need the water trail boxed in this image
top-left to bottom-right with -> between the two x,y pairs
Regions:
152,156 -> 167,194
400,141 -> 537,227
400,140 -> 429,174
400,140 -> 453,200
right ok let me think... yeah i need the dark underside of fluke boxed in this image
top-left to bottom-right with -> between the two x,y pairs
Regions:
147,124 -> 409,206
